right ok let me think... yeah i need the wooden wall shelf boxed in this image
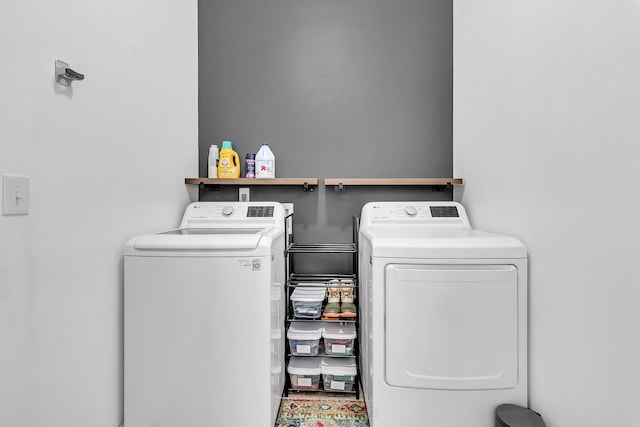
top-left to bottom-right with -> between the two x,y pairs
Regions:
185,177 -> 462,192
324,178 -> 463,191
185,178 -> 318,191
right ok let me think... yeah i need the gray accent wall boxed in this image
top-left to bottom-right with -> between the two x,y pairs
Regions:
199,0 -> 453,255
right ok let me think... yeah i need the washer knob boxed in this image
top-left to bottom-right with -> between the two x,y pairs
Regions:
404,206 -> 418,217
221,206 -> 235,217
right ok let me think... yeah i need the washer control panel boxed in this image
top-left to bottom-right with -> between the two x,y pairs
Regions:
430,206 -> 459,218
179,202 -> 284,228
247,206 -> 275,217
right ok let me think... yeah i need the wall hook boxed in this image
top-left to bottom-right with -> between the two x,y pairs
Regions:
55,60 -> 84,87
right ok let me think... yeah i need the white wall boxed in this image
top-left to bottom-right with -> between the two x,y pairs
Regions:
0,2 -> 198,426
454,1 -> 640,425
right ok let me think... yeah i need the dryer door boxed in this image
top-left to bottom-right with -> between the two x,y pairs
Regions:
384,264 -> 518,390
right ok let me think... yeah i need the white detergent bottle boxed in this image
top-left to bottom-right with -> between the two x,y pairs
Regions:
207,144 -> 219,178
255,143 -> 275,179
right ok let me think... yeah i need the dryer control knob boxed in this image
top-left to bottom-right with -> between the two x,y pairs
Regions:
221,206 -> 235,217
404,206 -> 418,217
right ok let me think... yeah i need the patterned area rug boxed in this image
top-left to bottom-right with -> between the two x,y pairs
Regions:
275,398 -> 370,427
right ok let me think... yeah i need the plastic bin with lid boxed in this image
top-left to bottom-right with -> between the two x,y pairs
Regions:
288,357 -> 322,390
321,357 -> 357,392
322,323 -> 357,355
291,287 -> 325,319
287,321 -> 322,356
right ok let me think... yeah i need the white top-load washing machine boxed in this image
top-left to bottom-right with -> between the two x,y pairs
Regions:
358,201 -> 527,427
124,202 -> 286,427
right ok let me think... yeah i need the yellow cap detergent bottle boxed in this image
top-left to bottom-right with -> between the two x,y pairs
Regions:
217,140 -> 240,178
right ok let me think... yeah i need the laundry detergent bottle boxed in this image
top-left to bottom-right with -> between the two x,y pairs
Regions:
217,140 -> 240,178
255,143 -> 275,179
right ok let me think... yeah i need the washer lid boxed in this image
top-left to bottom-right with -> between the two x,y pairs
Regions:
361,228 -> 527,259
128,227 -> 273,250
158,228 -> 265,235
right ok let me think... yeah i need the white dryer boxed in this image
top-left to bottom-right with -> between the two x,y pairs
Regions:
358,201 -> 527,427
124,202 -> 286,427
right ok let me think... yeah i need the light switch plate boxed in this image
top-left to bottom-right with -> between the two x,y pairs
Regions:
2,174 -> 30,215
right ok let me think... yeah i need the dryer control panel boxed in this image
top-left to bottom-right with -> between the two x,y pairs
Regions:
360,201 -> 471,229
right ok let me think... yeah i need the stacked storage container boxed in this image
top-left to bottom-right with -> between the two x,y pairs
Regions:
322,323 -> 357,356
321,358 -> 357,392
288,322 -> 322,356
290,287 -> 325,319
288,357 -> 322,390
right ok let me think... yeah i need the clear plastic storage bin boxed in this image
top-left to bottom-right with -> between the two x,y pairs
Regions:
322,323 -> 357,355
290,287 -> 325,319
321,357 -> 357,392
287,321 -> 322,356
288,357 -> 322,390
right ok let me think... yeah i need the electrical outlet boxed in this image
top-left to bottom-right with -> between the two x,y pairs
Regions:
282,203 -> 294,217
282,203 -> 294,245
2,174 -> 30,215
239,188 -> 250,202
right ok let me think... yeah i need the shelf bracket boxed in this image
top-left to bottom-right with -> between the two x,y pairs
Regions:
55,60 -> 85,87
334,182 -> 345,192
431,182 -> 453,192
199,182 -> 219,191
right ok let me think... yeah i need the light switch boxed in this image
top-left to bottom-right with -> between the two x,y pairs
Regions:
2,174 -> 30,215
